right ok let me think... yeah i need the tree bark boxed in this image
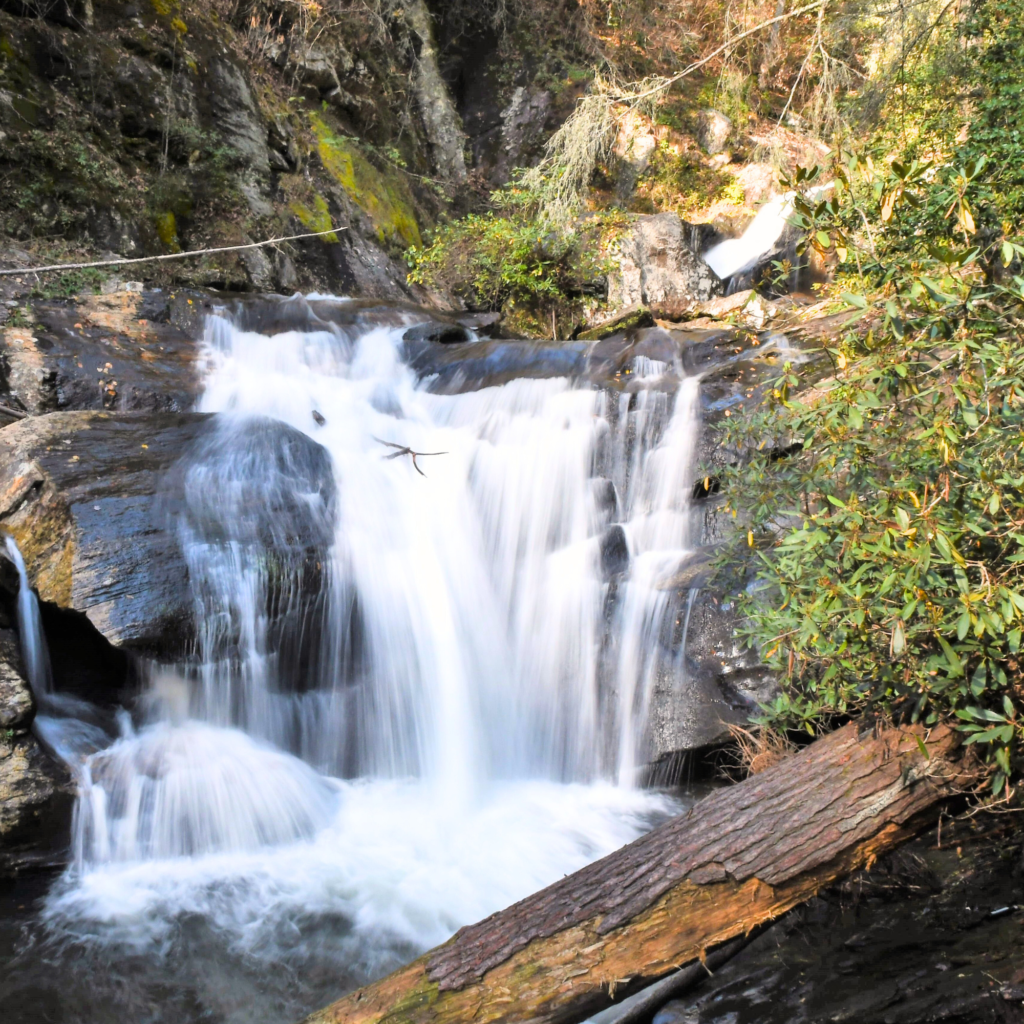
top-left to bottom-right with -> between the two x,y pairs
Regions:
302,722 -> 960,1024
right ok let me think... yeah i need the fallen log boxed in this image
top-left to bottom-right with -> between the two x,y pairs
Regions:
302,722 -> 960,1024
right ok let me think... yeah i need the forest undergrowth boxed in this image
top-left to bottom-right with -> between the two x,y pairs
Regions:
707,0 -> 1024,799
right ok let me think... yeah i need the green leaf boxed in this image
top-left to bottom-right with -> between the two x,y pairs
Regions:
936,635 -> 964,676
957,610 -> 971,641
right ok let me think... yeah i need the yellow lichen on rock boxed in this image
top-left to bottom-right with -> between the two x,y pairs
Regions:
310,116 -> 421,249
289,194 -> 340,244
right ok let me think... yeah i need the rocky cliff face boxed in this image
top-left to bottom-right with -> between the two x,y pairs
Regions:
0,0 -> 464,294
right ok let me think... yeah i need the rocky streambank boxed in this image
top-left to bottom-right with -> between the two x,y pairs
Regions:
0,278 -> 808,873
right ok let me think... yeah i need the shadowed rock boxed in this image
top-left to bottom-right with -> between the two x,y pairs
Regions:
0,410 -> 335,660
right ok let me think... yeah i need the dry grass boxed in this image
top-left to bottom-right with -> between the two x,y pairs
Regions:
726,724 -> 797,776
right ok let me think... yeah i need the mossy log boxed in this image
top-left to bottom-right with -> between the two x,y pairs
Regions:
302,722 -> 960,1024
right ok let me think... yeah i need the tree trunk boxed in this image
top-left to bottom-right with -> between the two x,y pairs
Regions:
302,722 -> 960,1024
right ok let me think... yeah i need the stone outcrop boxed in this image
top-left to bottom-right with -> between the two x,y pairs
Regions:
0,290 -> 204,417
608,214 -> 724,313
697,109 -> 733,155
0,0 -> 444,296
493,87 -> 553,184
403,0 -> 468,183
0,410 -> 213,652
0,727 -> 75,874
0,409 -> 335,658
0,617 -> 74,875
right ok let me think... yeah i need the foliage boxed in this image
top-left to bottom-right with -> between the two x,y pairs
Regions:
406,184 -> 611,325
713,143 -> 1024,798
630,141 -> 736,215
29,268 -> 108,300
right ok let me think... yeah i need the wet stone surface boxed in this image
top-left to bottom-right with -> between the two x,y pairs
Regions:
648,813 -> 1024,1024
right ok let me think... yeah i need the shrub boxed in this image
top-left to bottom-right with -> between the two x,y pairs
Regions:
406,187 -> 612,329
714,152 -> 1024,799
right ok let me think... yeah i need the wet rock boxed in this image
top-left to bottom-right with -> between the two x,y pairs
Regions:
697,109 -> 732,155
405,338 -> 590,391
608,215 -> 723,312
599,524 -> 629,579
0,633 -> 74,875
583,333 -> 636,382
454,311 -> 503,336
0,731 -> 74,874
591,477 -> 619,520
0,629 -> 32,730
0,410 -> 335,657
0,291 -> 202,415
0,410 -> 212,652
403,321 -> 474,345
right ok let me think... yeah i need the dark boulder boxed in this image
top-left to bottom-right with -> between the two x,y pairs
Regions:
0,627 -> 74,876
0,410 -> 335,662
1,290 -> 203,416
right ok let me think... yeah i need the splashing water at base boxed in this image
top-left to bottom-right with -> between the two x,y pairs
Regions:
12,297 -> 708,1024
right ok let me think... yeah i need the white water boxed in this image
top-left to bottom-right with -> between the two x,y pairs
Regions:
37,300 -> 705,997
4,533 -> 52,694
704,192 -> 795,283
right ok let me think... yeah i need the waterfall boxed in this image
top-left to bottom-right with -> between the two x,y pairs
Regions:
703,192 -> 796,284
704,185 -> 833,290
4,534 -> 52,695
158,310 -> 704,789
38,300 -> 706,1004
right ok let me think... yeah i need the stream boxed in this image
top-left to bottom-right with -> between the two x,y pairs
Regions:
0,299 -> 713,1023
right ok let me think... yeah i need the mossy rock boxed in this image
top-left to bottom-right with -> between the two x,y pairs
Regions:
578,305 -> 654,340
310,114 -> 421,248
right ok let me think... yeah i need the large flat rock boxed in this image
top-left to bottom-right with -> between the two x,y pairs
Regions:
0,410 -> 336,659
0,411 -> 211,652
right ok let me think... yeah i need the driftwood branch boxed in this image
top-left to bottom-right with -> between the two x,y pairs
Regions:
373,437 -> 449,477
302,721 -> 960,1024
0,228 -> 349,277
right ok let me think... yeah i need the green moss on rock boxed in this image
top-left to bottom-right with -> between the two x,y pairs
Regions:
310,115 -> 421,248
289,194 -> 340,243
154,211 -> 180,251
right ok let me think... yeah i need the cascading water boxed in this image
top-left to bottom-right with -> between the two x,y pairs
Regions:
4,534 -> 52,695
704,184 -> 833,291
18,297 -> 710,1024
704,193 -> 796,286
